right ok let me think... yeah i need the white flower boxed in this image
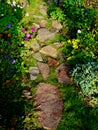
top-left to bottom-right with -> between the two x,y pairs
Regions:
77,30 -> 81,33
14,9 -> 17,12
25,12 -> 29,17
1,14 -> 4,16
12,1 -> 16,6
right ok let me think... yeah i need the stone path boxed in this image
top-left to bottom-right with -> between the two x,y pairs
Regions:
25,1 -> 72,129
35,83 -> 63,130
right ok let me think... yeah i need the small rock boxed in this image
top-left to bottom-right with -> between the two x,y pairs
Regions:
33,52 -> 43,61
33,23 -> 40,29
52,20 -> 62,30
37,28 -> 55,42
40,5 -> 47,15
31,40 -> 40,52
53,42 -> 63,48
40,45 -> 57,57
39,20 -> 47,28
48,57 -> 58,67
56,63 -> 72,84
33,15 -> 44,19
38,62 -> 50,80
29,67 -> 39,80
35,82 -> 63,130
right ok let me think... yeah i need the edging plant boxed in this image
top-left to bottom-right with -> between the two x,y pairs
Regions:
71,62 -> 98,107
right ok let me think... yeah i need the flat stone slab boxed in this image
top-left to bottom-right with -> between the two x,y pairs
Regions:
30,40 -> 40,52
52,20 -> 62,30
29,67 -> 39,80
40,45 -> 57,58
39,20 -> 47,28
33,15 -> 44,19
35,83 -> 63,130
37,28 -> 55,42
33,52 -> 43,61
53,42 -> 63,48
38,62 -> 50,80
48,57 -> 59,67
56,63 -> 72,84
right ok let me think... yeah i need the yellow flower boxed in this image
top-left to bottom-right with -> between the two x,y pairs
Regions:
67,39 -> 71,43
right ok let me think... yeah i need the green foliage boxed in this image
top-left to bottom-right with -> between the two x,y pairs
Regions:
63,29 -> 98,65
57,84 -> 98,130
71,62 -> 98,107
61,0 -> 95,39
49,7 -> 65,22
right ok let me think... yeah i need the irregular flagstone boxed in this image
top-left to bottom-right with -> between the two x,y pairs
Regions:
53,42 -> 63,48
30,40 -> 40,52
40,6 -> 47,15
56,63 -> 72,84
52,20 -> 62,30
37,28 -> 55,42
40,45 -> 58,58
38,62 -> 50,80
35,83 -> 63,130
33,52 -> 43,61
39,20 -> 47,28
33,15 -> 44,19
48,57 -> 59,67
29,67 -> 39,80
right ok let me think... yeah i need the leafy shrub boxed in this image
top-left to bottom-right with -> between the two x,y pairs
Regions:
63,29 -> 98,65
61,0 -> 95,38
71,62 -> 98,107
47,4 -> 65,22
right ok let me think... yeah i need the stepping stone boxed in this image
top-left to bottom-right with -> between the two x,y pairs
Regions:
53,42 -> 63,48
33,15 -> 44,19
35,82 -> 63,130
40,4 -> 47,15
37,28 -> 55,42
33,23 -> 40,29
48,57 -> 59,67
38,62 -> 50,80
40,45 -> 57,58
29,67 -> 39,80
56,63 -> 72,84
52,20 -> 62,30
30,40 -> 40,52
33,52 -> 43,61
39,20 -> 47,28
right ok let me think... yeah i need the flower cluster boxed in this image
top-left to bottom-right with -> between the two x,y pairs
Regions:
22,27 -> 36,41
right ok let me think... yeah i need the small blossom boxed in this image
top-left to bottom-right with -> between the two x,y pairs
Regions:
17,4 -> 23,8
77,30 -> 81,33
8,68 -> 13,73
85,9 -> 89,13
11,58 -> 15,64
4,55 -> 10,59
14,9 -> 17,12
31,28 -> 36,32
22,29 -> 26,33
7,42 -> 11,46
7,24 -> 11,29
24,37 -> 29,41
25,12 -> 29,16
26,33 -> 31,38
1,14 -> 4,16
12,1 -> 16,6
